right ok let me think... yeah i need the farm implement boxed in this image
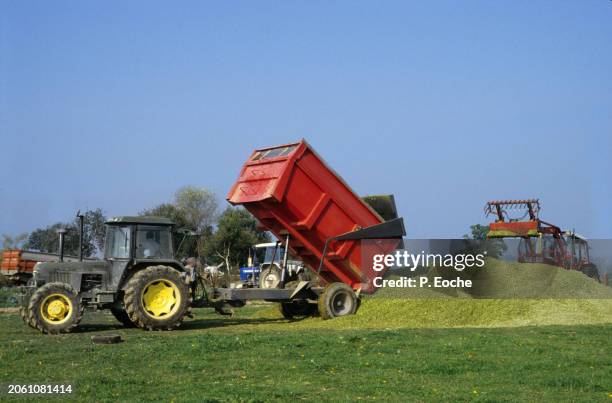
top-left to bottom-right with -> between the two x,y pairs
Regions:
18,140 -> 405,334
485,199 -> 600,281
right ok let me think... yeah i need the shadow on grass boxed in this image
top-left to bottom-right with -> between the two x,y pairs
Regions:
71,315 -> 294,334
180,316 -> 287,330
72,322 -> 128,333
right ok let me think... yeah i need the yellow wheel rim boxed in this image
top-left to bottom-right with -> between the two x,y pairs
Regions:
142,279 -> 181,318
40,293 -> 73,325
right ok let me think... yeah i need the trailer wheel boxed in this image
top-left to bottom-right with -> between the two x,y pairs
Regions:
124,266 -> 192,331
278,301 -> 317,319
317,282 -> 358,320
27,282 -> 84,334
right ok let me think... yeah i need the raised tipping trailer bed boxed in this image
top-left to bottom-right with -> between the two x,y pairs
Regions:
226,139 -> 404,295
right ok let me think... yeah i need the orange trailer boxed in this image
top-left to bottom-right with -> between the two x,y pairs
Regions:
1,249 -> 95,285
1,249 -> 38,284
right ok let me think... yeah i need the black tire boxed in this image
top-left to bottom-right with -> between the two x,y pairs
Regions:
259,266 -> 281,289
124,266 -> 191,331
110,307 -> 136,327
20,306 -> 37,328
582,265 -> 600,282
27,282 -> 83,334
19,306 -> 28,322
20,284 -> 38,328
317,282 -> 358,320
278,301 -> 317,319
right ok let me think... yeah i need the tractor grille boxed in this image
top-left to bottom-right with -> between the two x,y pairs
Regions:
51,272 -> 71,284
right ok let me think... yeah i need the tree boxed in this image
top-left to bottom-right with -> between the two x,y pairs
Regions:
80,209 -> 107,255
204,207 -> 270,274
141,187 -> 219,260
24,223 -> 81,256
174,186 -> 218,233
463,224 -> 507,258
467,224 -> 489,241
140,203 -> 200,259
2,233 -> 28,250
22,209 -> 105,257
140,203 -> 190,228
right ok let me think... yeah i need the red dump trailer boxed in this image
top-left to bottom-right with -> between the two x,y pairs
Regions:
227,140 -> 404,294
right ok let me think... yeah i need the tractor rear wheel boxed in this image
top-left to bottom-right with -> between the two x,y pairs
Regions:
124,266 -> 191,330
317,282 -> 358,320
27,282 -> 84,334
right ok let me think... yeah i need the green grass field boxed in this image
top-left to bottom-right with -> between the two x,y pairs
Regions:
1,305 -> 610,402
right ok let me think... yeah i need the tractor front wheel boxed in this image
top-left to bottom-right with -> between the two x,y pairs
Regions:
20,306 -> 37,328
124,266 -> 191,330
27,282 -> 83,334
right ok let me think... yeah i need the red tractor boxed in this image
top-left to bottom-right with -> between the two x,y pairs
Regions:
485,199 -> 600,281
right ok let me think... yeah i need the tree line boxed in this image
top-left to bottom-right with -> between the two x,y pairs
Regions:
1,186 -> 269,272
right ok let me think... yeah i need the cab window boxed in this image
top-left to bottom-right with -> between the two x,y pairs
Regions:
105,226 -> 131,259
136,226 -> 173,259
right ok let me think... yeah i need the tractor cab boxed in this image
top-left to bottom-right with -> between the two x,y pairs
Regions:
517,234 -> 567,267
564,232 -> 599,280
565,233 -> 590,267
104,216 -> 175,261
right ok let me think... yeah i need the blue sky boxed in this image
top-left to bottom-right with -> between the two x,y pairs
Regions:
1,1 -> 611,239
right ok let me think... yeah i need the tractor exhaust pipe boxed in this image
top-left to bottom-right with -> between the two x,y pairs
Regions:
56,228 -> 67,262
76,211 -> 84,262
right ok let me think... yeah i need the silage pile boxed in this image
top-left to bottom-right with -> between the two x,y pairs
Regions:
376,258 -> 612,299
253,259 -> 612,329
